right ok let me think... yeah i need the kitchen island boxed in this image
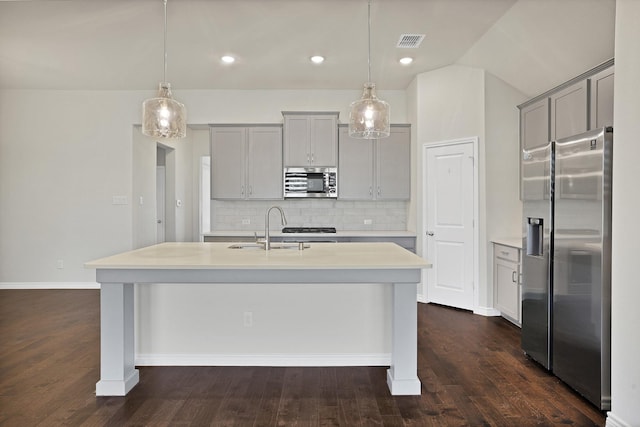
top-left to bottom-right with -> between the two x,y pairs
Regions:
86,242 -> 430,397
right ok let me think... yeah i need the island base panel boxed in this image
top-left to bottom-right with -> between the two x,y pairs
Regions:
97,283 -> 138,396
387,282 -> 421,395
96,370 -> 139,396
386,369 -> 422,395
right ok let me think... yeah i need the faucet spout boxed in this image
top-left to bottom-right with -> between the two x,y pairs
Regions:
265,206 -> 287,250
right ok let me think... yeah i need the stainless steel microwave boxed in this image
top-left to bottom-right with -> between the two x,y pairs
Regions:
283,167 -> 337,198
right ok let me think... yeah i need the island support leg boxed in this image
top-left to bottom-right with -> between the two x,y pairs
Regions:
387,282 -> 421,395
95,282 -> 139,396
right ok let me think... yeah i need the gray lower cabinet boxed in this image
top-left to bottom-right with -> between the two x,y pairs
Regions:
493,243 -> 521,325
204,234 -> 416,252
338,124 -> 411,200
210,125 -> 283,200
283,112 -> 338,167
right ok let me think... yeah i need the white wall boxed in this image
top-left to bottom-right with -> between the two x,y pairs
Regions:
0,88 -> 407,283
411,65 -> 485,304
484,73 -> 527,304
409,65 -> 524,311
132,126 -> 157,249
608,0 -> 640,425
0,87 -> 408,361
0,90 -> 140,283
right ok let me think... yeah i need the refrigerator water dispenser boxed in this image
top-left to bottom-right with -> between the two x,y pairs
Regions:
527,217 -> 544,256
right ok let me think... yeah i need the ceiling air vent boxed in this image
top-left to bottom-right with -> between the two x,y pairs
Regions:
396,34 -> 425,48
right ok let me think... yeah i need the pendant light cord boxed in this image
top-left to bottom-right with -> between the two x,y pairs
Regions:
163,0 -> 168,83
367,0 -> 372,83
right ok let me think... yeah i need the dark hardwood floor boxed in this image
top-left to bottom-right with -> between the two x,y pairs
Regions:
0,289 -> 606,426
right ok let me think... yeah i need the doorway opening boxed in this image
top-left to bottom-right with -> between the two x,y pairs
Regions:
156,144 -> 175,243
200,156 -> 211,238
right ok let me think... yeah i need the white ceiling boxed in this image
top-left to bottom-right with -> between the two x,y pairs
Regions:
0,0 -> 615,97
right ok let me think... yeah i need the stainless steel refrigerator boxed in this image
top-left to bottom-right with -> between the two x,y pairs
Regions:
521,127 -> 612,410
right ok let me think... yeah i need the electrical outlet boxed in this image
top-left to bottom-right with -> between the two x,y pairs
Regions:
56,260 -> 64,269
243,311 -> 253,327
364,219 -> 373,225
112,195 -> 128,205
242,218 -> 251,225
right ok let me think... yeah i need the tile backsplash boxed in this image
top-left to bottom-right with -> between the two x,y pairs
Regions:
211,200 -> 407,231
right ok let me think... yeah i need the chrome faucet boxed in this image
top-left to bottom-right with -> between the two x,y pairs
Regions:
264,206 -> 287,250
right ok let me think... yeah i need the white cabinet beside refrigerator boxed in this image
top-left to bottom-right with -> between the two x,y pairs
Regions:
493,241 -> 522,326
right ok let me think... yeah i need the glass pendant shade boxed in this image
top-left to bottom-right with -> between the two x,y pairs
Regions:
348,0 -> 390,139
142,83 -> 187,138
141,0 -> 186,139
349,82 -> 390,139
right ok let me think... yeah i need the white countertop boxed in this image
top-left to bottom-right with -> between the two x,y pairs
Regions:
86,242 -> 430,270
203,230 -> 417,238
492,237 -> 523,248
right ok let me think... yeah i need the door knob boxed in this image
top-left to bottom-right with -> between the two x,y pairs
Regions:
427,231 -> 434,236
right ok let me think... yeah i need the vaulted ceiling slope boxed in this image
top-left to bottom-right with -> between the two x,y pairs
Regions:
0,0 -> 615,97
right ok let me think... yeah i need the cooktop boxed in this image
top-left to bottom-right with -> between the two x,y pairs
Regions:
281,227 -> 336,234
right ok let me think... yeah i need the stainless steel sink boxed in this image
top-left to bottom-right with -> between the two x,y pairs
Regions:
227,243 -> 265,250
228,242 -> 309,250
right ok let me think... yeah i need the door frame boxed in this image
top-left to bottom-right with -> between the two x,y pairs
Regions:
156,165 -> 166,243
420,137 -> 479,311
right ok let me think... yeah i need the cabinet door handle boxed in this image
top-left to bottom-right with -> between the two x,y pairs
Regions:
369,186 -> 373,196
241,185 -> 245,196
427,231 -> 434,236
248,185 -> 252,195
377,187 -> 381,196
512,271 -> 517,283
311,153 -> 315,163
501,251 -> 510,256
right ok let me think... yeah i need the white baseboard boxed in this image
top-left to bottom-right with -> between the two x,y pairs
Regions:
135,353 -> 391,367
474,306 -> 501,317
0,282 -> 99,290
606,412 -> 633,427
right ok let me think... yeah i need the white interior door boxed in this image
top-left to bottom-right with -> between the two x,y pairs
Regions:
156,165 -> 166,243
423,141 -> 475,310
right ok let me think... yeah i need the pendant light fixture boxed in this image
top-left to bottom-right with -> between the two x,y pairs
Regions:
142,0 -> 187,139
348,0 -> 390,139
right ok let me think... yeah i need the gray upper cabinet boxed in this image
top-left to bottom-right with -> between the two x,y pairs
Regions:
520,98 -> 550,152
283,112 -> 338,167
338,124 -> 411,200
338,128 -> 374,200
589,66 -> 615,129
550,80 -> 588,140
518,61 -> 614,200
376,126 -> 411,200
210,125 -> 283,200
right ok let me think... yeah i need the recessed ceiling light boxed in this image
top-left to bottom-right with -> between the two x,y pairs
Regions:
221,55 -> 235,64
310,55 -> 325,64
399,57 -> 413,65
